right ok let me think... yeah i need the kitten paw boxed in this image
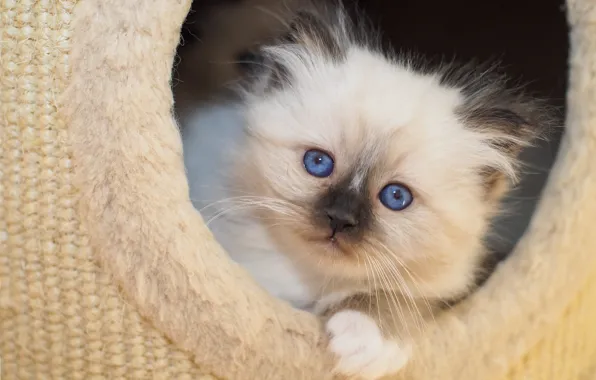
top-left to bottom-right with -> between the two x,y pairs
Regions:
326,310 -> 410,380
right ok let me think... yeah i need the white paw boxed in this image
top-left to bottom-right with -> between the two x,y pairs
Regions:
326,310 -> 410,380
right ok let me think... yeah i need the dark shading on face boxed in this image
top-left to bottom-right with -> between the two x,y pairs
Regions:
313,173 -> 373,243
282,10 -> 349,62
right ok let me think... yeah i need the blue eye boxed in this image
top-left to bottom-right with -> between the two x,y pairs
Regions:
303,149 -> 334,178
379,183 -> 413,211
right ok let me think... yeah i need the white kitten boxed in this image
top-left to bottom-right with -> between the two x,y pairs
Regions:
182,2 -> 550,378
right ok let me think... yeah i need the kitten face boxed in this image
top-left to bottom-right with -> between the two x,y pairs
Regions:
230,5 -> 549,301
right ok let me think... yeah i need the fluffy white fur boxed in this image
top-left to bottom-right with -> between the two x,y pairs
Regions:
326,310 -> 411,379
182,4 -> 545,379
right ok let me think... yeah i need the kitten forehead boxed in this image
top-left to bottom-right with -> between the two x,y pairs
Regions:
350,168 -> 367,190
247,47 -> 474,170
346,146 -> 380,190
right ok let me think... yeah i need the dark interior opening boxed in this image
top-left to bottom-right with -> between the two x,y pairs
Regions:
174,0 -> 568,260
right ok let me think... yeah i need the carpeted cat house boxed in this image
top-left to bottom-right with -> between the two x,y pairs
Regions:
1,0 -> 595,379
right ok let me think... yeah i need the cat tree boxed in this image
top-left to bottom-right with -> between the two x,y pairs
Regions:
1,0 -> 595,379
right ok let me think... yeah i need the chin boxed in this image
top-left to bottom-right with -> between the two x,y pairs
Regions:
273,223 -> 371,278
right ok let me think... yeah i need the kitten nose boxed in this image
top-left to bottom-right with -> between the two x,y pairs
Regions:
326,208 -> 358,233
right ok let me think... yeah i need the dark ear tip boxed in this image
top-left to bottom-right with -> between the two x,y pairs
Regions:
235,49 -> 264,74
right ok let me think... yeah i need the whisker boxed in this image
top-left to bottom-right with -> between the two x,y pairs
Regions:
251,4 -> 292,29
374,241 -> 436,327
370,255 -> 410,339
364,255 -> 383,327
362,255 -> 373,316
374,253 -> 426,338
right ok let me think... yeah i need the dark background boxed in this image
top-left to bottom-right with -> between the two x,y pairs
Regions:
180,0 -> 569,257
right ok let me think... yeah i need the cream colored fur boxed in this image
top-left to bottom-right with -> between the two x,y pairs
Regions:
61,0 -> 596,379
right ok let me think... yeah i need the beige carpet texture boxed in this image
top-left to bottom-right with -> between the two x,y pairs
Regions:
1,0 -> 595,379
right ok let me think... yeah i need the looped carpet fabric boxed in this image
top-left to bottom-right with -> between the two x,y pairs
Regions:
0,1 -> 213,379
1,0 -> 595,379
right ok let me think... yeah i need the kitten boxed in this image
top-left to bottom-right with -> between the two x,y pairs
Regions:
182,2 -> 551,379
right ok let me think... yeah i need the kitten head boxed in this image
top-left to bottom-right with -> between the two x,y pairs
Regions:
231,3 -> 552,300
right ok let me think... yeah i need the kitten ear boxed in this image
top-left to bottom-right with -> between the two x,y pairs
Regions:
246,50 -> 291,93
234,45 -> 289,94
442,62 -> 557,201
235,49 -> 265,76
467,103 -> 554,202
280,8 -> 348,61
242,3 -> 352,94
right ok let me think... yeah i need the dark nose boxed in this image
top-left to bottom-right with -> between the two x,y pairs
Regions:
326,208 -> 358,233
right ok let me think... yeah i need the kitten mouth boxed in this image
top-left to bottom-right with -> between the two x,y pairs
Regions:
299,228 -> 349,252
303,231 -> 343,247
325,231 -> 349,250
304,233 -> 337,244
327,235 -> 341,248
